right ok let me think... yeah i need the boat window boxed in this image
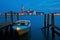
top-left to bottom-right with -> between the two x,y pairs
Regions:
25,22 -> 29,25
15,21 -> 30,26
21,23 -> 25,25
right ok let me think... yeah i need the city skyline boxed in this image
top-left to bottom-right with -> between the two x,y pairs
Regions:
0,0 -> 60,13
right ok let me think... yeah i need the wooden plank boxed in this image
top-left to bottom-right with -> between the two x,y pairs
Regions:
0,20 -> 16,29
0,22 -> 10,29
54,30 -> 60,36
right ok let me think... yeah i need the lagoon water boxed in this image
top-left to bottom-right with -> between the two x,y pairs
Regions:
0,15 -> 60,40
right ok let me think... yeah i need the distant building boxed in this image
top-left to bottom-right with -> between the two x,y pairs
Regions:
49,12 -> 60,16
33,10 -> 36,15
36,12 -> 44,16
25,9 -> 33,15
54,12 -> 60,14
54,12 -> 60,16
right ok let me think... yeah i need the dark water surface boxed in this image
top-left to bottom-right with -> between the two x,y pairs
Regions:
0,15 -> 60,40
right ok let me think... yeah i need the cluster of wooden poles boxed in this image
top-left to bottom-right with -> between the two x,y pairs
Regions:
42,14 -> 60,40
0,11 -> 20,38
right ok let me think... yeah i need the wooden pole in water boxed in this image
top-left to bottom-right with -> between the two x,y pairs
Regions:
10,11 -> 13,24
47,14 -> 50,40
16,13 -> 19,20
10,11 -> 13,36
4,13 -> 7,22
47,14 -> 50,31
44,14 -> 46,37
44,14 -> 46,28
51,14 -> 55,40
41,14 -> 46,30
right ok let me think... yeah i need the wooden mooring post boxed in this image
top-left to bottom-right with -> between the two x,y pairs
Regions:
47,14 -> 50,40
4,13 -> 7,22
44,14 -> 46,28
41,14 -> 47,30
47,14 -> 50,32
16,13 -> 19,20
10,11 -> 13,36
51,14 -> 55,40
10,11 -> 13,24
44,14 -> 47,38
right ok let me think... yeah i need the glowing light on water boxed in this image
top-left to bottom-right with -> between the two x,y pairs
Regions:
16,27 -> 20,30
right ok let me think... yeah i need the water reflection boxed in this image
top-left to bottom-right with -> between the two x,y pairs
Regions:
0,15 -> 60,40
41,29 -> 47,40
0,28 -> 31,40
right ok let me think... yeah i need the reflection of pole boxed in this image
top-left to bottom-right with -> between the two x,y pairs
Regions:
16,13 -> 19,20
4,13 -> 7,22
5,26 -> 8,36
10,11 -> 13,36
0,29 -> 3,38
51,14 -> 55,40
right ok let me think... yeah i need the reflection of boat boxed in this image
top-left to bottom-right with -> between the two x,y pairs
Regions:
13,20 -> 31,36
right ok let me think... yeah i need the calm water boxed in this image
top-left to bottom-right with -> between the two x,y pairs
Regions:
0,15 -> 60,40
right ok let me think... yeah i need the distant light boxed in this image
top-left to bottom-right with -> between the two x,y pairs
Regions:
49,14 -> 51,16
0,13 -> 1,16
54,13 -> 60,16
7,14 -> 10,15
21,13 -> 24,15
19,13 -> 21,15
40,13 -> 43,16
27,10 -> 30,13
17,24 -> 20,26
29,13 -> 32,15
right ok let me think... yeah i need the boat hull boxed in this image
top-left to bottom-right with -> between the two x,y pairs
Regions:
16,28 -> 30,36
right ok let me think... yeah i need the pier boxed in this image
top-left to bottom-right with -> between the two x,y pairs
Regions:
0,11 -> 60,40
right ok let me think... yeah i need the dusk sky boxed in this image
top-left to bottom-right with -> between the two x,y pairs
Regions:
0,0 -> 60,13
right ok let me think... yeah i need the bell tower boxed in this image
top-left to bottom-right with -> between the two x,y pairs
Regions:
21,5 -> 24,13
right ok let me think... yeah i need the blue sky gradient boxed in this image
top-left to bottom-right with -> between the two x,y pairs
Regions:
0,0 -> 60,13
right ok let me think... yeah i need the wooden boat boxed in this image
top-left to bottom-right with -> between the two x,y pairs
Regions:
13,20 -> 31,36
